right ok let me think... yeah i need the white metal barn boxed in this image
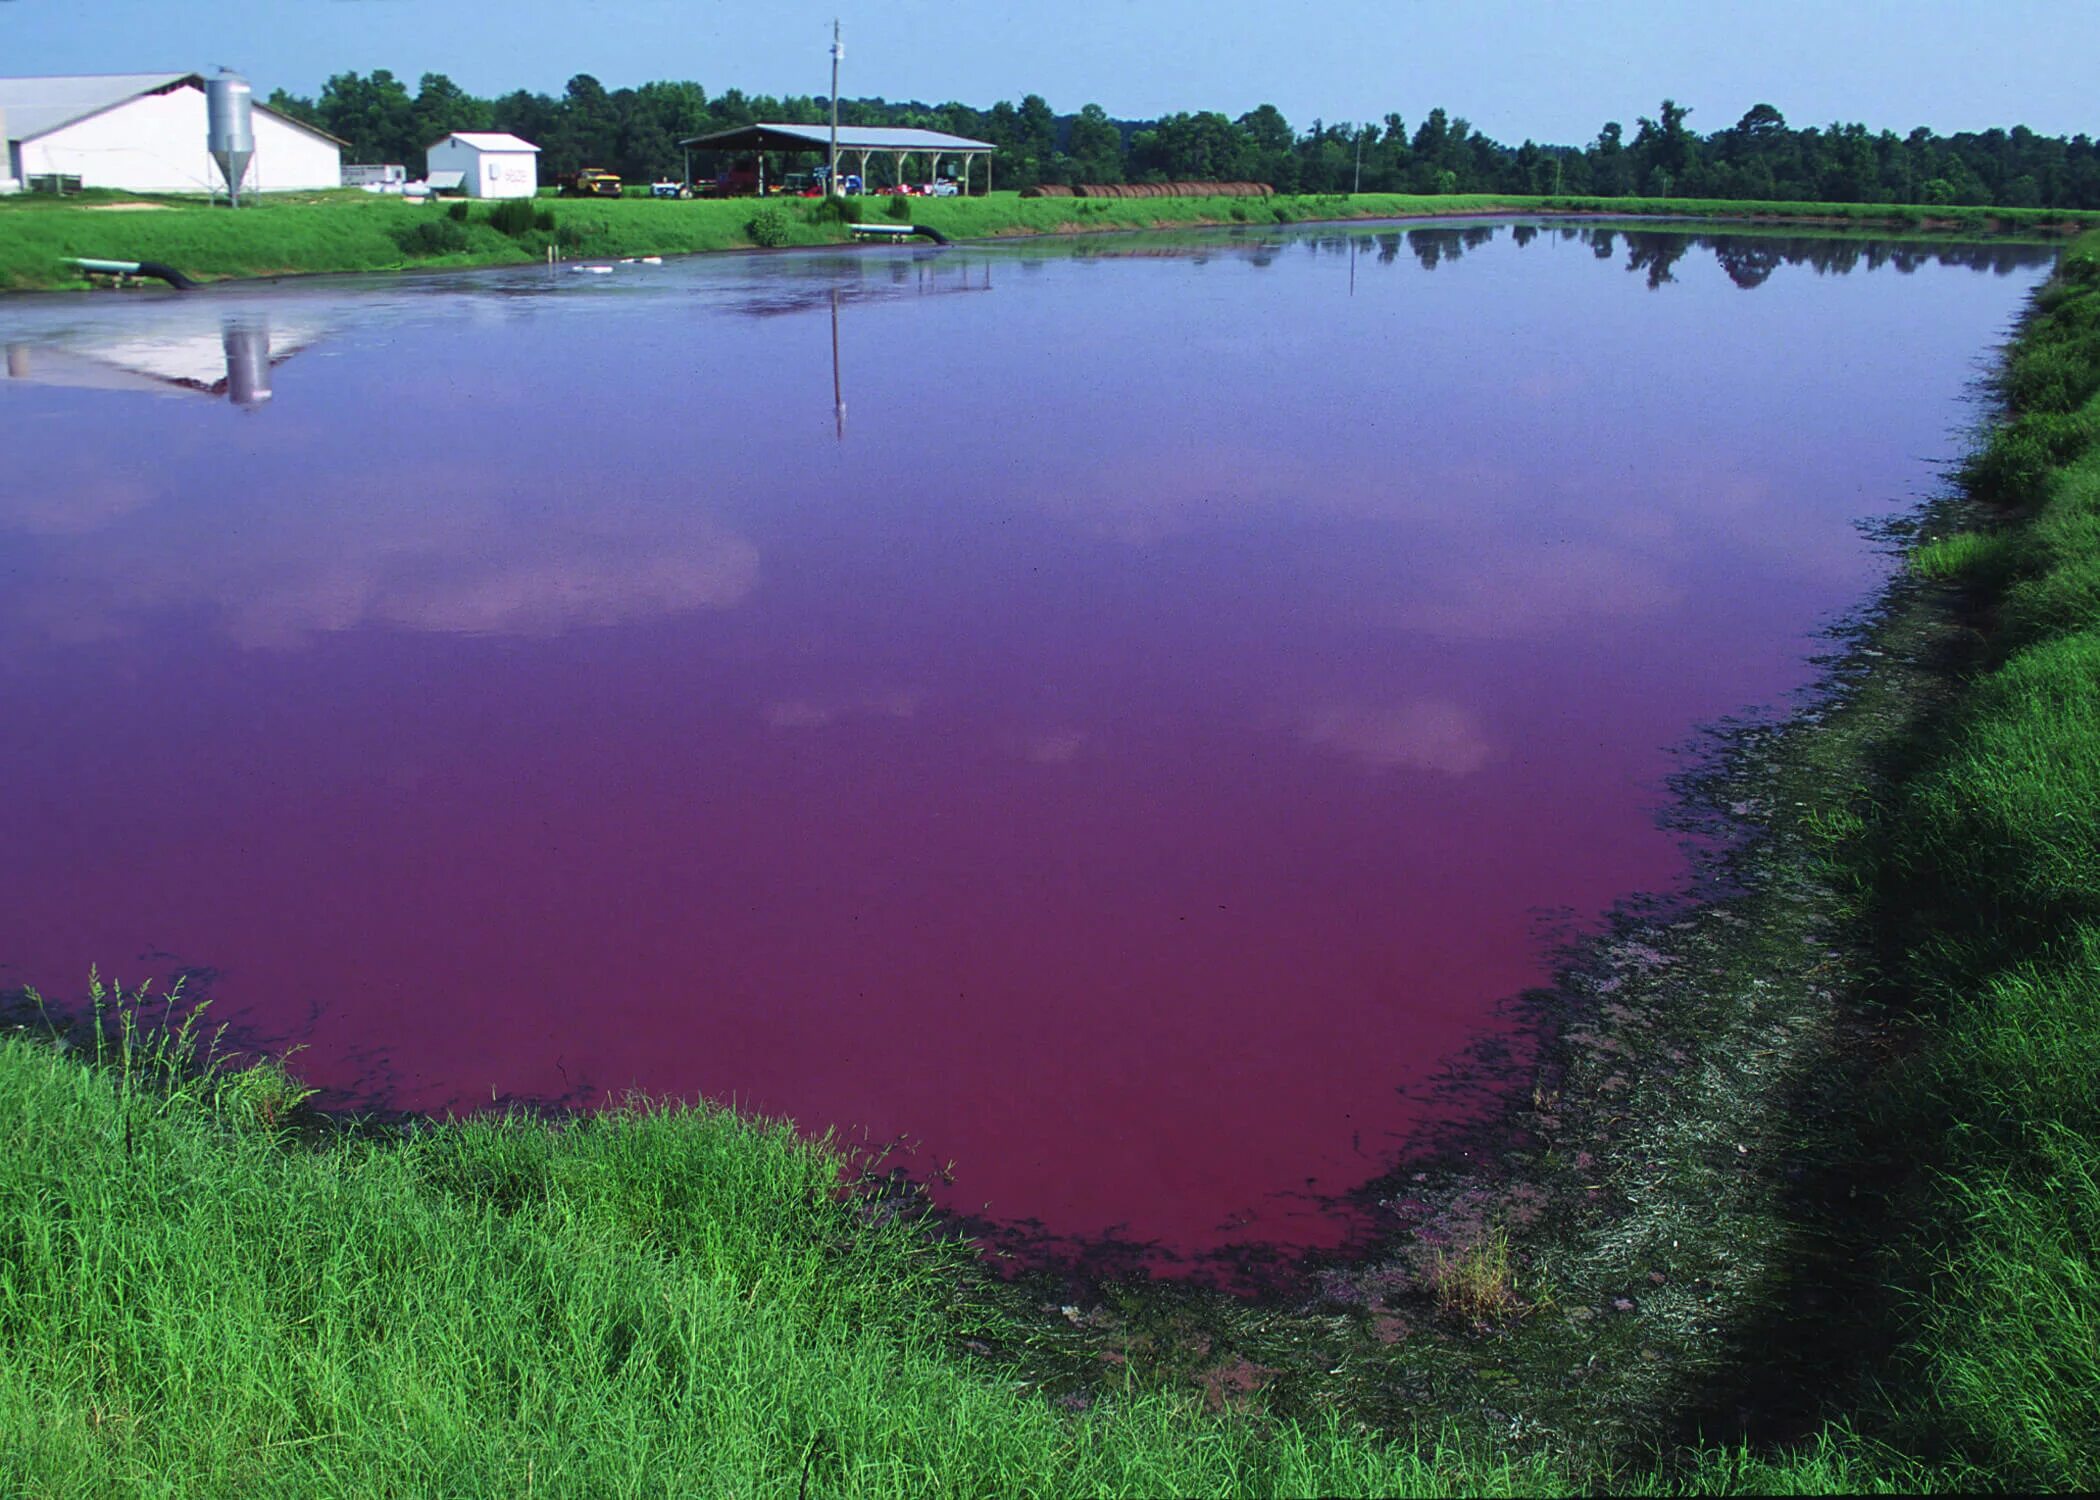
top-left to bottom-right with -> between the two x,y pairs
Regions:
0,73 -> 342,194
425,132 -> 541,199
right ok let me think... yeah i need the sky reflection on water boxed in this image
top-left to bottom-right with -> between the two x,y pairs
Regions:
0,222 -> 2054,1268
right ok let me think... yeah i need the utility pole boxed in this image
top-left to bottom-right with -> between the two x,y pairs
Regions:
1353,127 -> 1363,195
829,19 -> 843,197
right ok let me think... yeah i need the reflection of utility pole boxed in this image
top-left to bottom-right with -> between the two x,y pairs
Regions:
828,20 -> 843,197
830,286 -> 846,441
1349,232 -> 1356,296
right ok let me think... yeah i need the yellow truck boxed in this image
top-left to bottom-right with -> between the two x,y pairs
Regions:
556,167 -> 622,198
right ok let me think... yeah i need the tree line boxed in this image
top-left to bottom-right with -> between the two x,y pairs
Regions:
267,71 -> 2100,209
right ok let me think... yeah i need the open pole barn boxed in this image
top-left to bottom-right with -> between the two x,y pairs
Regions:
677,123 -> 996,197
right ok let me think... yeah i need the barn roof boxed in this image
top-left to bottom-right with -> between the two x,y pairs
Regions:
678,122 -> 994,153
0,73 -> 193,140
0,72 -> 348,147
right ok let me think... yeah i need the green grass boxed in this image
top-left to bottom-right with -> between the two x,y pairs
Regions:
1867,230 -> 2100,1488
1907,529 -> 2017,587
0,977 -> 1563,1496
5,187 -> 2095,292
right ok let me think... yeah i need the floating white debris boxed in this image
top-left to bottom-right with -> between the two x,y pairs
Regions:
570,265 -> 614,275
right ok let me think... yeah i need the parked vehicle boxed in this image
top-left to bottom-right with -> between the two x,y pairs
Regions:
648,179 -> 689,198
809,166 -> 863,196
702,159 -> 762,197
557,168 -> 623,198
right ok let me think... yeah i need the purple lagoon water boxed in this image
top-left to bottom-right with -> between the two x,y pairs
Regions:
0,223 -> 2052,1269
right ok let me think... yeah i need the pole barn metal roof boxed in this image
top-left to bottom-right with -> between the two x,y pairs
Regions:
677,122 -> 994,153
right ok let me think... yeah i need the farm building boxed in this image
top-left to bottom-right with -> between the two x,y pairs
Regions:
425,132 -> 541,199
0,73 -> 342,194
678,123 -> 998,195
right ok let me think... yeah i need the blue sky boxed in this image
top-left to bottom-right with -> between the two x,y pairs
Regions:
4,0 -> 2096,143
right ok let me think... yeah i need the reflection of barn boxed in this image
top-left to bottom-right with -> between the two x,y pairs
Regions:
0,73 -> 343,193
677,123 -> 996,196
2,306 -> 327,406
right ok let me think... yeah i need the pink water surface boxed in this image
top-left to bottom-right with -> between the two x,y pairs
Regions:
0,225 -> 2051,1266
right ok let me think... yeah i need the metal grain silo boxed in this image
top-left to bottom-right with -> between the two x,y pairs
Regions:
207,69 -> 255,206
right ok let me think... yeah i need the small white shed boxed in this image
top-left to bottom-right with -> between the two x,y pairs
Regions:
425,132 -> 540,199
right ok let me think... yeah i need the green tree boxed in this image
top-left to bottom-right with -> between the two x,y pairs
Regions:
1411,107 -> 1449,159
1237,103 -> 1294,187
621,81 -> 712,183
409,73 -> 490,174
1066,103 -> 1124,184
491,89 -> 557,154
316,70 -> 419,165
1013,92 -> 1057,183
1588,121 -> 1628,194
542,74 -> 620,176
264,88 -> 321,129
1129,111 -> 1250,181
235,64 -> 2100,212
1631,98 -> 1695,192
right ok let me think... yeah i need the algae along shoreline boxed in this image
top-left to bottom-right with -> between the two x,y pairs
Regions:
1,185 -> 2097,292
2,229 -> 2097,1495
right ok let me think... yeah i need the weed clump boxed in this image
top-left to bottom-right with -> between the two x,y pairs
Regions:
1910,529 -> 2019,588
806,194 -> 858,226
1430,1226 -> 1527,1323
27,968 -> 316,1133
391,215 -> 470,257
745,207 -> 791,247
486,196 -> 539,238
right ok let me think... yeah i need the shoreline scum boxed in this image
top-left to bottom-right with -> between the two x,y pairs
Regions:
2,224 -> 2094,1493
3,188 -> 2098,294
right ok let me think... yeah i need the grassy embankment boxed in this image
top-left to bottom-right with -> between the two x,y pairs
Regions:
3,228 -> 2097,1495
1854,226 -> 2100,1486
2,186 -> 2096,292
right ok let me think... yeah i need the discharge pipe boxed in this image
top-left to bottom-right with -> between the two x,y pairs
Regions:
65,257 -> 197,290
